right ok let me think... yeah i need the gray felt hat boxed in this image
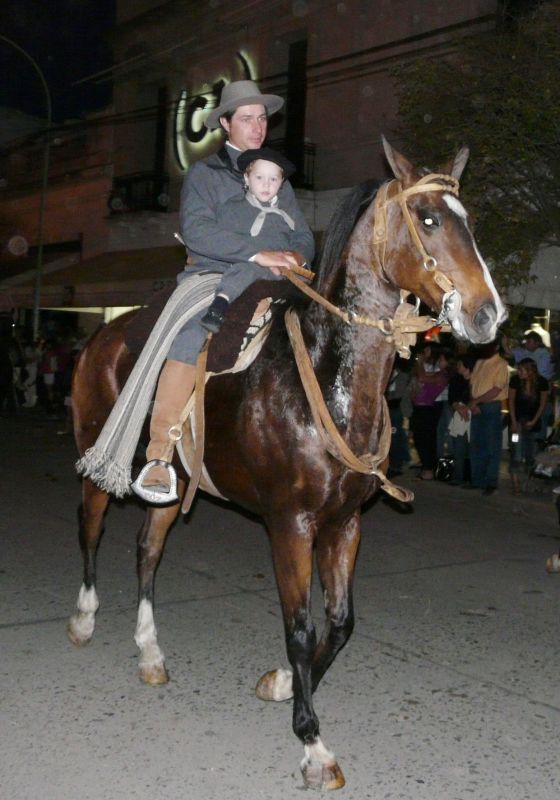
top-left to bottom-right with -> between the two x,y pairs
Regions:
205,80 -> 284,129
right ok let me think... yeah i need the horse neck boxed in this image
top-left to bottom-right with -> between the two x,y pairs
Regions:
301,230 -> 401,441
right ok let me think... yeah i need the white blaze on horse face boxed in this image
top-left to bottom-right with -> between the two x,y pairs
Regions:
443,194 -> 507,337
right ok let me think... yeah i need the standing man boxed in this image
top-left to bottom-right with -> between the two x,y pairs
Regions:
467,340 -> 510,496
506,331 -> 554,380
138,80 -> 315,499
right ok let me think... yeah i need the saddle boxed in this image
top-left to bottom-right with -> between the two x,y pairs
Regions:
125,275 -> 301,374
126,274 -> 307,511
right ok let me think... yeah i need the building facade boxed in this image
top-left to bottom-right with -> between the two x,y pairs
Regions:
0,0 -> 500,329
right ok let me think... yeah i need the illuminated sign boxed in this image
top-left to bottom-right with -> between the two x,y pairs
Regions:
173,51 -> 255,171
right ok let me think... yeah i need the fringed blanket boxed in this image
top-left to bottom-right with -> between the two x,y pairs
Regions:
75,272 -> 223,497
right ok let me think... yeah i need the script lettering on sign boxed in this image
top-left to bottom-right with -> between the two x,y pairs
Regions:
173,51 -> 255,171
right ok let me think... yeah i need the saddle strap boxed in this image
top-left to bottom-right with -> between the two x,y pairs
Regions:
284,309 -> 413,503
181,341 -> 210,514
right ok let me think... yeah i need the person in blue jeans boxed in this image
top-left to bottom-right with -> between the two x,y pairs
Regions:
467,341 -> 509,495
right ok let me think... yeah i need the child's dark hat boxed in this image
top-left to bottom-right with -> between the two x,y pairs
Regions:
238,147 -> 296,178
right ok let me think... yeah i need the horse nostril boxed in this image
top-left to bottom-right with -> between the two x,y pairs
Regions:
474,302 -> 497,330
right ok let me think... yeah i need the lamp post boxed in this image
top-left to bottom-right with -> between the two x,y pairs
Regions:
0,35 -> 52,340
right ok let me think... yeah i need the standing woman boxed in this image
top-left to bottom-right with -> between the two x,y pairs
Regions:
508,357 -> 549,493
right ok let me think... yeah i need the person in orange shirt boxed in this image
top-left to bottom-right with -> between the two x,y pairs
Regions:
467,339 -> 509,495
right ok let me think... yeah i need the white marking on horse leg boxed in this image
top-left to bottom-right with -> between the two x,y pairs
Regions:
134,598 -> 168,684
302,737 -> 336,770
300,736 -> 345,790
67,583 -> 99,645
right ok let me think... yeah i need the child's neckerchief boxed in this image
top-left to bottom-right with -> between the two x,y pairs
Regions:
245,192 -> 296,236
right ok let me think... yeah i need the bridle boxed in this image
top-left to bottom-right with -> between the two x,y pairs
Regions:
372,173 -> 463,327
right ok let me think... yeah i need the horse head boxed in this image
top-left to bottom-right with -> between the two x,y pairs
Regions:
373,137 -> 507,343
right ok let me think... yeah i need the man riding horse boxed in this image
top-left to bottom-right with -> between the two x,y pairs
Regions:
139,80 -> 315,499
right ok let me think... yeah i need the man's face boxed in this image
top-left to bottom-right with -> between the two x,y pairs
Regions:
525,337 -> 538,351
245,160 -> 283,202
220,104 -> 267,151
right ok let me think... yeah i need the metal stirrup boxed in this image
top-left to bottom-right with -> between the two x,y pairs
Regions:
131,459 -> 180,505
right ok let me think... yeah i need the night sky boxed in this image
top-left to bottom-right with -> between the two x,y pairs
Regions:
1,0 -> 116,122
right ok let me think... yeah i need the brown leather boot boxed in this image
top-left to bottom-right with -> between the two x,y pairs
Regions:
139,359 -> 197,497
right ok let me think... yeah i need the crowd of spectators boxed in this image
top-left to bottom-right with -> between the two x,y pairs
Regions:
2,319 -> 558,496
0,328 -> 83,432
387,329 -> 556,496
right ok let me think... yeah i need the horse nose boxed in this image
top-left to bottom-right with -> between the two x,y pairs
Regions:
473,301 -> 497,333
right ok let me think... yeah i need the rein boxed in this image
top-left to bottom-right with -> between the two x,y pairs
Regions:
285,309 -> 413,503
280,267 -> 445,359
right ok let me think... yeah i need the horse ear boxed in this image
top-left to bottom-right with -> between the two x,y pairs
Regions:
444,146 -> 470,180
381,135 -> 417,185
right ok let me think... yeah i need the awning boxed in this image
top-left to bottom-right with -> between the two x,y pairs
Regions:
508,246 -> 560,310
0,246 -> 185,309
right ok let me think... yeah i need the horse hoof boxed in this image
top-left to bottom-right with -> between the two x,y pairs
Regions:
66,618 -> 93,647
139,663 -> 169,685
66,625 -> 90,647
255,668 -> 293,701
546,554 -> 560,573
301,760 -> 346,791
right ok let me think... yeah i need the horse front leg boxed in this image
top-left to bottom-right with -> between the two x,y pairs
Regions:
257,521 -> 345,791
67,478 -> 109,646
134,486 -> 184,685
311,512 -> 361,692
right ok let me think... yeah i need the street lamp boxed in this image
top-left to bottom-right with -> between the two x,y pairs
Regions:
0,34 -> 52,340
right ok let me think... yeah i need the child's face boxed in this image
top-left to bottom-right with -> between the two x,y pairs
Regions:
245,159 -> 284,202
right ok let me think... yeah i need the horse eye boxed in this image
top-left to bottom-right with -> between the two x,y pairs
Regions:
420,212 -> 439,229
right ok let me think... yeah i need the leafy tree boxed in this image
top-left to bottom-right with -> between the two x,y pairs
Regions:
392,1 -> 560,290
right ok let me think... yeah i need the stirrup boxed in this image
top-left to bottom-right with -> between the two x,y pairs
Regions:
131,460 -> 179,505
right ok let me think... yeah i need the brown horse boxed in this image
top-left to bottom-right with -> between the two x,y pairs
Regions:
67,140 -> 506,790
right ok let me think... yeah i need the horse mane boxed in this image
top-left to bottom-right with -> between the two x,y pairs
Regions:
315,179 -> 381,286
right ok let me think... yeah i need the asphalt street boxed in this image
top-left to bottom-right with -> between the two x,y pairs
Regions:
1,410 -> 560,800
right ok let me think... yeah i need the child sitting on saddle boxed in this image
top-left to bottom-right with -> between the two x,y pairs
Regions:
134,147 -> 311,502
198,147 -> 306,333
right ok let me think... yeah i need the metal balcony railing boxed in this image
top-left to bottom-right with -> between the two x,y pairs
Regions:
108,171 -> 170,213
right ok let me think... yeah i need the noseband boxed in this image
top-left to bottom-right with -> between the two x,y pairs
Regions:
373,173 -> 462,325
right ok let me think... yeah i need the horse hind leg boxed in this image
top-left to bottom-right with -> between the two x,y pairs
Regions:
134,491 -> 184,685
67,479 -> 109,646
